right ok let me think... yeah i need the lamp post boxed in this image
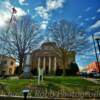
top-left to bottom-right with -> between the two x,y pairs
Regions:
94,36 -> 100,72
22,89 -> 29,100
92,34 -> 100,72
94,36 -> 100,53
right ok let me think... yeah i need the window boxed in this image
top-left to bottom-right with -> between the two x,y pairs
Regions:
1,60 -> 7,65
11,61 -> 14,66
1,71 -> 6,76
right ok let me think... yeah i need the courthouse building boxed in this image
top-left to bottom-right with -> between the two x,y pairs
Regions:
31,41 -> 75,75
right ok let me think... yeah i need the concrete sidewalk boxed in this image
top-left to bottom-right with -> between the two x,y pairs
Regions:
83,78 -> 100,84
0,96 -> 100,100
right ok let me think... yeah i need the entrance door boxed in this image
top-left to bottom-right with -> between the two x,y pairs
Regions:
46,66 -> 48,75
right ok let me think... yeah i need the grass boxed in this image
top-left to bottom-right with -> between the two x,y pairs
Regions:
0,76 -> 100,95
44,76 -> 100,92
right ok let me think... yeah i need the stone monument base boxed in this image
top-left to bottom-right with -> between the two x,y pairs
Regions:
23,65 -> 31,79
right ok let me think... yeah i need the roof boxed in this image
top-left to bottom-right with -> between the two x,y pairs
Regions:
88,62 -> 100,72
0,54 -> 16,61
41,42 -> 57,48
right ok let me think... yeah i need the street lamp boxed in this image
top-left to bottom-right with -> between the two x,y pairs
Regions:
94,36 -> 100,53
92,34 -> 100,73
22,89 -> 29,100
94,36 -> 100,73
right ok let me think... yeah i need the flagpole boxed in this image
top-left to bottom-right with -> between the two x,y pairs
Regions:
92,34 -> 100,72
0,7 -> 16,73
6,7 -> 16,34
2,8 -> 15,56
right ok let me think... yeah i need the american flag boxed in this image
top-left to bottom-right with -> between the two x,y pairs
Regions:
12,7 -> 17,14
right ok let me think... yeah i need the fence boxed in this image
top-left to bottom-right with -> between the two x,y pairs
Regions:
0,91 -> 100,99
0,96 -> 100,100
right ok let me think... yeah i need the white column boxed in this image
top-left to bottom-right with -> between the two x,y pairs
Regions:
38,57 -> 41,84
38,57 -> 40,69
43,57 -> 46,72
54,57 -> 57,72
49,56 -> 51,73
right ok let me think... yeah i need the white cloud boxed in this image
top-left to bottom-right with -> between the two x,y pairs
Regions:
85,7 -> 91,12
35,0 -> 65,20
0,12 -> 10,28
91,16 -> 96,20
89,20 -> 100,29
80,22 -> 84,26
97,8 -> 100,12
35,6 -> 50,30
40,21 -> 48,30
92,50 -> 100,55
40,23 -> 47,30
18,0 -> 28,5
0,1 -> 12,29
85,18 -> 89,21
47,0 -> 65,10
15,7 -> 26,17
0,0 -> 26,30
94,31 -> 100,35
78,16 -> 82,19
27,9 -> 30,14
35,0 -> 65,30
35,6 -> 49,20
88,36 -> 93,42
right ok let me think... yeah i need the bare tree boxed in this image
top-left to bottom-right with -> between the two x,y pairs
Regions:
48,20 -> 91,75
0,15 -> 41,73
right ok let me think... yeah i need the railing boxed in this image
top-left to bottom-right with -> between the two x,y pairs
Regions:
0,91 -> 100,99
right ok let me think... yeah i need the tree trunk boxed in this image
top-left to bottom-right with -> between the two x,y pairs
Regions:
62,58 -> 67,76
62,51 -> 66,76
19,57 -> 24,74
62,63 -> 66,76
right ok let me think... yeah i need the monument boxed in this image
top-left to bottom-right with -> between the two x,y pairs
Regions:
23,53 -> 31,79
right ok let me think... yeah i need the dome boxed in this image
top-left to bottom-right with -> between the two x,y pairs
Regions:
41,42 -> 57,49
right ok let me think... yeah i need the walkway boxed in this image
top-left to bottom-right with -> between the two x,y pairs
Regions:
84,78 -> 100,84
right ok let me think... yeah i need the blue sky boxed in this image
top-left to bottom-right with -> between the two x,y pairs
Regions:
0,0 -> 100,68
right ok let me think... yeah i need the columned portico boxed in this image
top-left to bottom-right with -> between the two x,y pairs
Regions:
32,41 -> 76,76
37,56 -> 57,74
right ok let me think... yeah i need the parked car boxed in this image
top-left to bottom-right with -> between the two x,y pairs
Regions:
88,71 -> 100,78
80,72 -> 88,77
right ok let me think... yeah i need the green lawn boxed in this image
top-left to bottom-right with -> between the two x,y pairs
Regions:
44,76 -> 100,92
0,76 -> 100,96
